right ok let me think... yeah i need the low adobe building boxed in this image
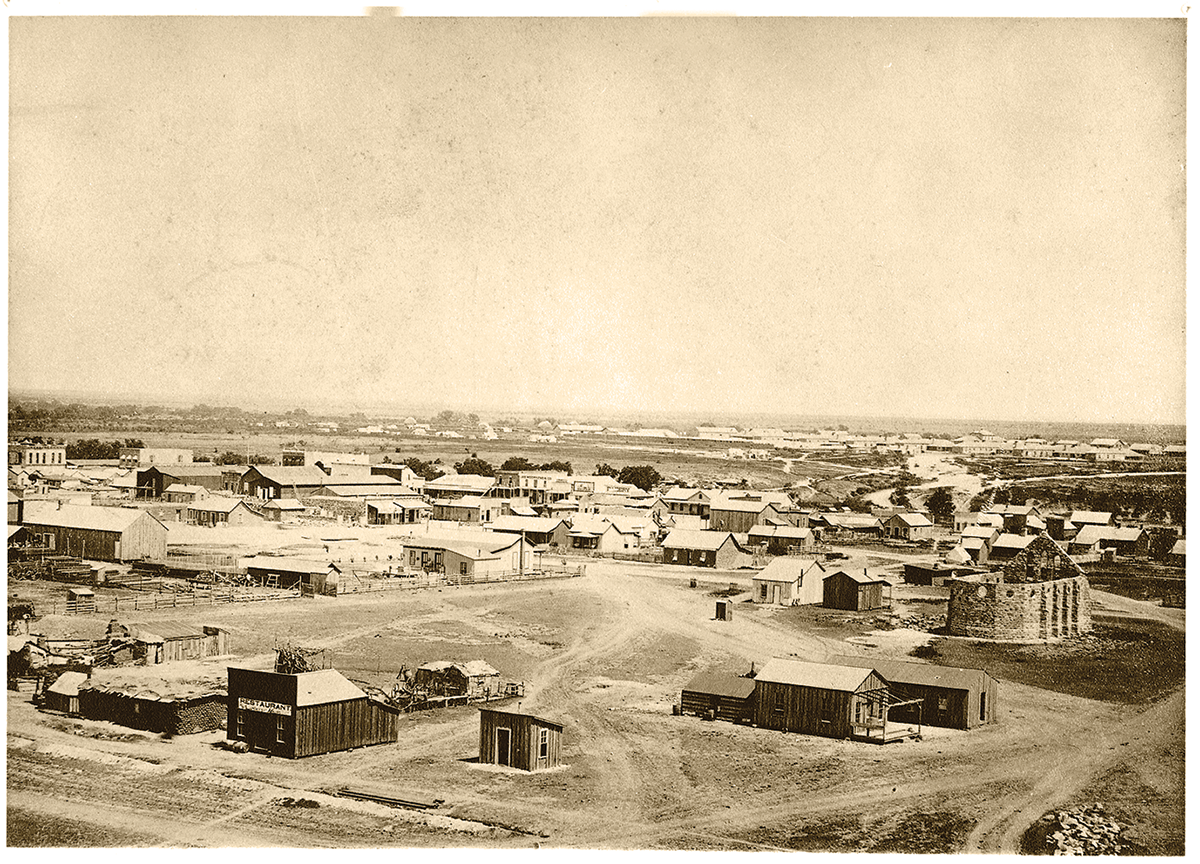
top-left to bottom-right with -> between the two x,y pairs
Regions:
478,707 -> 563,771
946,534 -> 1091,641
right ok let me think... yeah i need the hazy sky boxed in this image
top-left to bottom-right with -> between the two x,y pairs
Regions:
8,16 -> 1186,423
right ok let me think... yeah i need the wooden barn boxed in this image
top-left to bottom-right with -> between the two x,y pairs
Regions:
227,667 -> 400,758
478,707 -> 563,772
240,466 -> 329,501
661,529 -> 753,569
752,557 -> 826,605
21,502 -> 168,562
752,657 -> 903,741
823,570 -> 891,611
44,670 -> 88,713
680,670 -> 756,723
135,465 -> 225,499
487,515 -> 571,548
831,655 -> 999,730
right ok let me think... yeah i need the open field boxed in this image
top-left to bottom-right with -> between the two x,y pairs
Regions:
7,555 -> 1184,851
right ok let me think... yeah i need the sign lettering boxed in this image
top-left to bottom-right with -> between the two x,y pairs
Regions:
238,697 -> 292,716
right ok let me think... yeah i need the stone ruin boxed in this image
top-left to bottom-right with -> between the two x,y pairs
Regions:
946,533 -> 1092,641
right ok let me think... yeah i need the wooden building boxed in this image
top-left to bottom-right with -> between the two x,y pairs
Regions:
883,512 -> 935,541
751,657 -> 891,740
262,498 -> 307,522
747,524 -> 814,554
831,655 -> 999,730
403,535 -> 529,579
240,466 -> 329,501
244,558 -> 340,593
707,496 -> 784,534
752,557 -> 826,605
414,660 -> 502,699
187,497 -> 265,527
822,570 -> 890,611
135,465 -> 225,499
478,707 -> 563,772
22,502 -> 168,562
227,667 -> 400,758
366,498 -> 431,525
107,620 -> 230,664
44,670 -> 88,713
487,515 -> 571,548
661,529 -> 753,569
680,671 -> 756,722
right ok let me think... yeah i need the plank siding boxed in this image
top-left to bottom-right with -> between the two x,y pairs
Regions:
680,691 -> 753,723
479,709 -> 562,771
294,699 -> 399,758
752,671 -> 887,739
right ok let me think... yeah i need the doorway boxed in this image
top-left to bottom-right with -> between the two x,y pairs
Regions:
496,727 -> 512,767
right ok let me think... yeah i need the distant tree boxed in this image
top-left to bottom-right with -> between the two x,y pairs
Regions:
540,460 -> 572,475
926,487 -> 956,524
404,457 -> 444,482
215,451 -> 245,465
890,486 -> 911,508
992,487 -> 1011,505
501,457 -> 537,472
454,457 -> 495,477
618,465 -> 662,492
248,454 -> 276,465
194,454 -> 212,463
595,463 -> 619,478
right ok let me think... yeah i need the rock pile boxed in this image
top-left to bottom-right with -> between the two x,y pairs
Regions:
1044,803 -> 1128,855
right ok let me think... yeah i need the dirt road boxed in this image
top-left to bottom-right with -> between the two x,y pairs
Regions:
7,563 -> 1184,851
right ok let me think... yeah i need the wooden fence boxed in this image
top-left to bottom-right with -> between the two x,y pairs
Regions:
38,588 -> 302,617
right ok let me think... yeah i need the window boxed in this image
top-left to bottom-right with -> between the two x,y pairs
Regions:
235,710 -> 244,737
979,691 -> 987,722
774,692 -> 785,714
276,716 -> 286,744
938,697 -> 949,712
539,728 -> 549,759
760,583 -> 768,600
460,562 -> 468,575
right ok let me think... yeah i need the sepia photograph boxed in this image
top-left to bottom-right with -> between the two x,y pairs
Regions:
6,6 -> 1187,854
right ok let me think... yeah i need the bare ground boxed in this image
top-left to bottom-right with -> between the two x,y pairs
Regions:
7,563 -> 1184,851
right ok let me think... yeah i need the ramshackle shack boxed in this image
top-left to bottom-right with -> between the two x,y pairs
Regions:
479,707 -> 562,772
679,671 -> 756,723
227,667 -> 400,758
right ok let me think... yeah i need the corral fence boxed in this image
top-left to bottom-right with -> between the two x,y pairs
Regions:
36,587 -> 302,617
337,563 -> 586,594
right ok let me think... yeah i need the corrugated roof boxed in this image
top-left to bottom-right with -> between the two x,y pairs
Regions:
681,670 -> 757,700
830,655 -> 992,692
754,658 -> 880,692
23,502 -> 161,533
295,668 -> 367,706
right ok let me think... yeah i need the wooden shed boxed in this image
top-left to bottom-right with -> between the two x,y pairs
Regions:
751,657 -> 893,740
680,671 -> 756,723
227,667 -> 400,758
414,660 -> 502,699
108,621 -> 230,664
44,670 -> 88,714
823,570 -> 890,611
478,707 -> 563,772
831,655 -> 999,730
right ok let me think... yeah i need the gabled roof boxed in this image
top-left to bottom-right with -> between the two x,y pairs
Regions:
681,671 -> 757,700
262,498 -> 306,511
661,529 -> 739,551
165,483 -> 207,495
403,534 -> 523,559
367,498 -> 431,513
1073,525 -> 1144,546
138,464 -> 223,478
1169,538 -> 1186,556
961,525 -> 1000,540
754,657 -> 882,692
754,557 -> 825,583
1069,511 -> 1114,526
748,524 -> 813,541
424,474 -> 497,491
662,486 -> 709,503
47,670 -> 89,696
818,513 -> 883,530
126,620 -> 213,640
295,668 -> 367,707
990,533 -> 1034,550
23,502 -> 164,533
188,497 -> 250,514
244,465 -> 329,486
888,512 -> 933,528
828,569 -> 892,586
830,655 -> 994,692
243,557 -> 340,575
478,706 -> 563,730
488,515 -> 566,534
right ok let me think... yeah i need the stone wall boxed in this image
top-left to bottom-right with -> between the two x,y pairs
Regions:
947,533 -> 1092,641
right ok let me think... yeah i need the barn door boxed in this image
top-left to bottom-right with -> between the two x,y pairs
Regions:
496,727 -> 512,767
